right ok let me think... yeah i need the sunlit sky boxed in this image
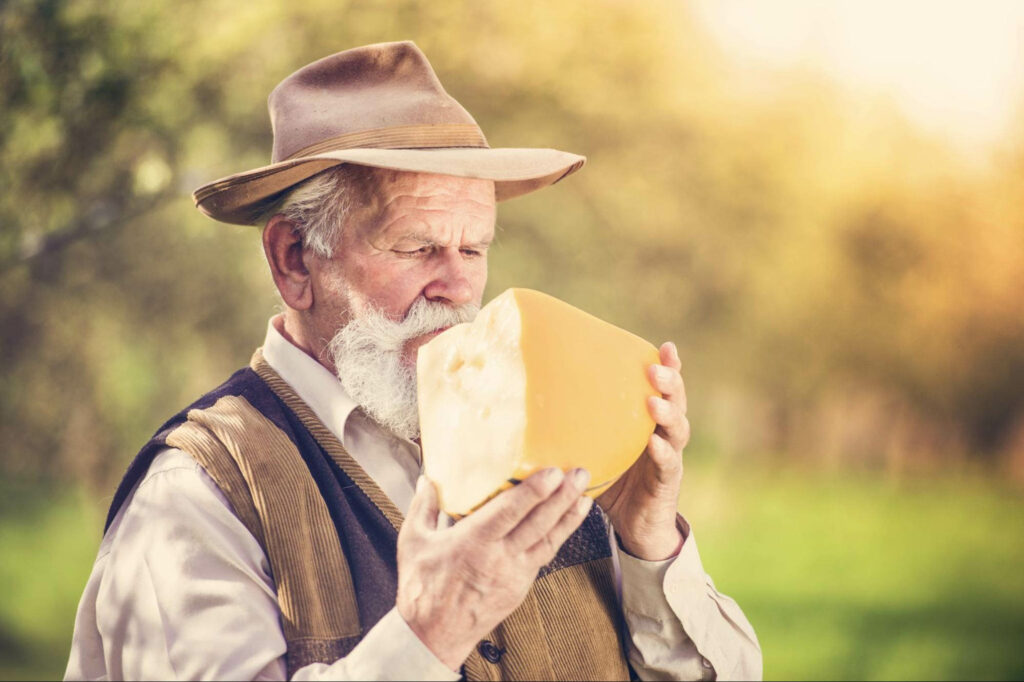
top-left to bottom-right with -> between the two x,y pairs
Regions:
691,0 -> 1024,152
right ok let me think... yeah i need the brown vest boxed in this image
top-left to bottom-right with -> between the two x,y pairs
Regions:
158,350 -> 631,679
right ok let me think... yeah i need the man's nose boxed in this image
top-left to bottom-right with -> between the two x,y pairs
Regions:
423,249 -> 474,306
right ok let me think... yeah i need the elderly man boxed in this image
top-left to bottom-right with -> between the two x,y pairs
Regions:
65,42 -> 761,681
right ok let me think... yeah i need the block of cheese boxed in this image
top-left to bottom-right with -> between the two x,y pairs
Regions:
417,287 -> 661,516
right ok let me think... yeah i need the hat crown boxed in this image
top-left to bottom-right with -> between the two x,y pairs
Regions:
268,41 -> 484,163
193,42 -> 586,225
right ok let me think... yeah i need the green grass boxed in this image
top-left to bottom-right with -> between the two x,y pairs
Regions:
0,483 -> 103,681
0,467 -> 1021,680
682,465 -> 1024,680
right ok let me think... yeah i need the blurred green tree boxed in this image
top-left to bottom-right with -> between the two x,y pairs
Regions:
1,0 -> 1022,495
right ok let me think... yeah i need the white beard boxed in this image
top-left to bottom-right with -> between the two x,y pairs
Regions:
327,297 -> 479,440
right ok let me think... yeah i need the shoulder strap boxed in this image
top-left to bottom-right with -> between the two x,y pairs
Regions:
249,350 -> 406,531
165,387 -> 362,675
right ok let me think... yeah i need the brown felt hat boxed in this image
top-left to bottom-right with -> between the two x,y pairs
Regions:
192,41 -> 586,225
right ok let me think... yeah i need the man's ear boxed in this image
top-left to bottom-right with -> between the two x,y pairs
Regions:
263,215 -> 313,310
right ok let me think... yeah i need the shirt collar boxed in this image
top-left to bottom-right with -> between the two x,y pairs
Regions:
260,315 -> 360,446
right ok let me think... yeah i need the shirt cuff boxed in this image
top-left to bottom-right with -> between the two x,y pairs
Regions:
294,607 -> 460,681
617,515 -> 699,624
361,608 -> 460,681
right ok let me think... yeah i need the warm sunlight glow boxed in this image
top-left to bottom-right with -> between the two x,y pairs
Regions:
692,0 -> 1024,150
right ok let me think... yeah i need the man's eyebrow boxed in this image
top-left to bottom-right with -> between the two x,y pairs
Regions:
401,235 -> 494,249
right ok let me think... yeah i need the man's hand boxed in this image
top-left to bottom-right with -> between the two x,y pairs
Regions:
597,341 -> 689,561
397,468 -> 593,671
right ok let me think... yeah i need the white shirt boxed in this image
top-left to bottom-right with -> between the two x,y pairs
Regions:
65,317 -> 762,681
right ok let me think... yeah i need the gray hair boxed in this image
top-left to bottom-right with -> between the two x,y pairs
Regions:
264,165 -> 378,258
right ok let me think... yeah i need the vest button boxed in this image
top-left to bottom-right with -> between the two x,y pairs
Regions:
478,640 -> 504,664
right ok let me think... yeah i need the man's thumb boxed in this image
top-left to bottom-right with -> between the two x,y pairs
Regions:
407,475 -> 441,532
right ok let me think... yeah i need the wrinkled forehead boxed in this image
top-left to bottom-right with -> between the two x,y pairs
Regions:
355,169 -> 497,244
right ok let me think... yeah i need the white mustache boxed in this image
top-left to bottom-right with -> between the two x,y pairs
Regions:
345,297 -> 479,352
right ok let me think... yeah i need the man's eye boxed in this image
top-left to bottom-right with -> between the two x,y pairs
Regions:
460,248 -> 484,258
396,247 -> 432,256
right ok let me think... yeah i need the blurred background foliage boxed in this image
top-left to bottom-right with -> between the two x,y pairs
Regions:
1,0 -> 1022,679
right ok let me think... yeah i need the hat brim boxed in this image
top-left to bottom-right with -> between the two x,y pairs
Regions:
193,147 -> 586,225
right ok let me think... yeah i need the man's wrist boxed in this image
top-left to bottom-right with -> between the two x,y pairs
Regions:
398,602 -> 476,673
352,607 -> 463,681
616,527 -> 685,561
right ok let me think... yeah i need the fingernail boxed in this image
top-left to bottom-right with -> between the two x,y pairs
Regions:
576,496 -> 593,514
656,366 -> 673,382
415,476 -> 426,493
572,468 -> 591,491
543,467 -> 564,486
670,342 -> 679,359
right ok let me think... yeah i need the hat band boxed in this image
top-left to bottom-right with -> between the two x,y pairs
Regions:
282,124 -> 489,161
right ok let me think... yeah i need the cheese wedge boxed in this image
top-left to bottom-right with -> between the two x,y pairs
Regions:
417,288 -> 661,515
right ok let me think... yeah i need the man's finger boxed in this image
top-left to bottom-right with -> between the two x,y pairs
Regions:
648,397 -> 690,452
648,364 -> 685,407
470,468 -> 566,539
647,342 -> 687,416
505,468 -> 590,554
524,495 -> 594,566
661,341 -> 682,371
647,431 -> 685,481
648,395 -> 685,429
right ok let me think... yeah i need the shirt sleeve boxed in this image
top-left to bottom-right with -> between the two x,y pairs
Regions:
92,448 -> 458,681
615,517 -> 763,681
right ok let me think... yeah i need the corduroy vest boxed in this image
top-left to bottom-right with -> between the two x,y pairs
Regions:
107,350 -> 631,680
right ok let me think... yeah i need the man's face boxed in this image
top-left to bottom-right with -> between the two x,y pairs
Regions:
312,170 -> 496,366
301,170 -> 495,439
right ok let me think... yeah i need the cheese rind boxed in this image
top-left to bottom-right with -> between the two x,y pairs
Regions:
417,288 -> 660,515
